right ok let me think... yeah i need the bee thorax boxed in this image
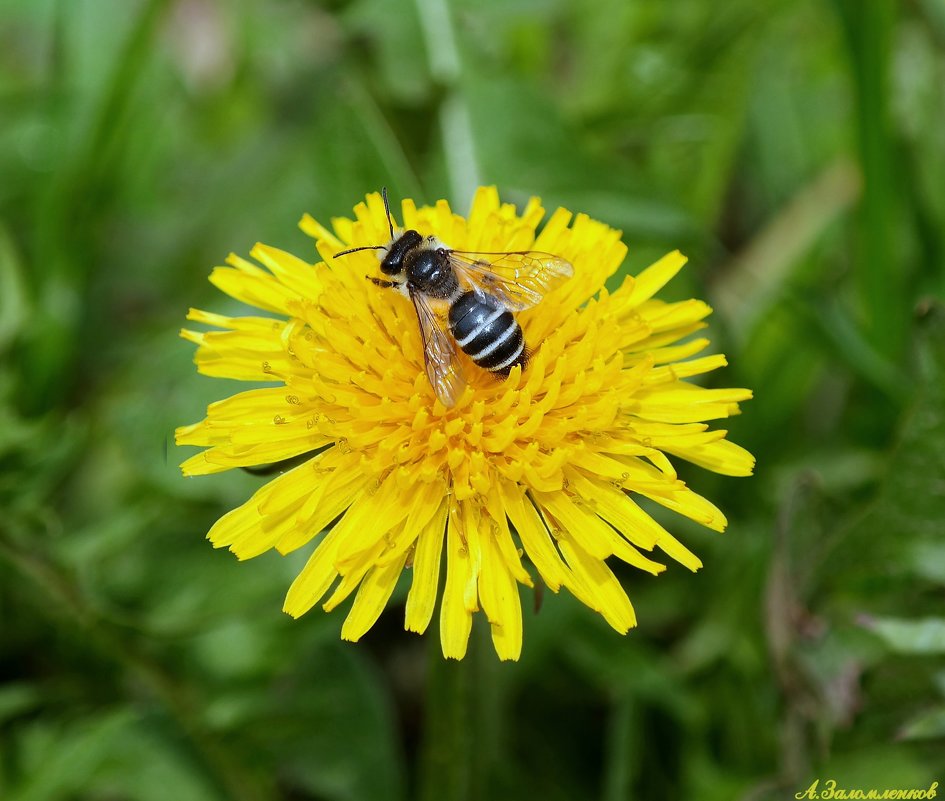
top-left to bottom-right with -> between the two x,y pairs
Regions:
405,248 -> 459,299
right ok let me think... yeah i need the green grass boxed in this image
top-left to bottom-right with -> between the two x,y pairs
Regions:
2,1 -> 944,799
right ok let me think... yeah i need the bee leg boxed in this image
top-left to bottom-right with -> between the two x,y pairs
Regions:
367,276 -> 398,289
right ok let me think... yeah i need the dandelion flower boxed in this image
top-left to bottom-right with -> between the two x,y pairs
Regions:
177,188 -> 754,660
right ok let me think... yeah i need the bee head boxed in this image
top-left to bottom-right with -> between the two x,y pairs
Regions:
380,229 -> 422,275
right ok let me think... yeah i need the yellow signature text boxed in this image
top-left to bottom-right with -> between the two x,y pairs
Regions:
796,780 -> 939,800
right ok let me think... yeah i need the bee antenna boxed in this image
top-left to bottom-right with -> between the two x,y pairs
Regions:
333,245 -> 384,259
382,186 -> 394,239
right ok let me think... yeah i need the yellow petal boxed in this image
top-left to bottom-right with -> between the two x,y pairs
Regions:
177,450 -> 232,476
342,551 -> 409,642
621,250 -> 687,307
569,472 -> 703,571
632,385 -> 753,423
377,478 -> 449,566
405,497 -> 448,634
478,526 -> 523,661
275,454 -> 372,554
209,265 -> 298,314
500,482 -> 570,591
332,471 -> 414,570
298,212 -> 344,248
322,554 -> 375,613
658,435 -> 756,477
283,526 -> 344,618
439,500 -> 475,659
535,491 -> 666,575
643,354 -> 728,385
624,337 -> 710,367
251,243 -> 321,300
638,483 -> 728,537
483,483 -> 533,586
206,457 -> 318,558
459,501 -> 484,613
557,533 -> 637,633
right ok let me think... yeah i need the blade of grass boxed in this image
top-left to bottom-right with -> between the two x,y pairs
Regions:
413,0 -> 480,205
25,0 -> 173,413
602,692 -> 640,801
342,74 -> 426,201
785,290 -> 910,404
711,157 -> 862,339
0,223 -> 29,352
831,0 -> 903,357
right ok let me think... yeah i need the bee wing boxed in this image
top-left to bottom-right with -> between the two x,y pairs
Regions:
410,288 -> 466,408
447,250 -> 573,311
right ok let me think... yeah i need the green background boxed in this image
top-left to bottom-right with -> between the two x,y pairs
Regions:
2,0 -> 944,799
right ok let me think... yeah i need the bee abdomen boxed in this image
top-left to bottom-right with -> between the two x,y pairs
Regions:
448,292 -> 527,376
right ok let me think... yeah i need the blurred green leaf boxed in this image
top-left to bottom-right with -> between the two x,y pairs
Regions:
7,710 -> 218,801
814,304 -> 945,599
254,645 -> 405,801
863,617 -> 945,656
0,683 -> 40,724
817,743 -> 937,789
906,541 -> 945,586
0,222 -> 28,350
343,0 -> 430,103
898,705 -> 945,741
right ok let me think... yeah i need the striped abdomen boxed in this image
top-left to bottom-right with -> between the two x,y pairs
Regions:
448,291 -> 527,376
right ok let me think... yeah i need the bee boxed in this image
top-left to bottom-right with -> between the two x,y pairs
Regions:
334,189 -> 573,407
